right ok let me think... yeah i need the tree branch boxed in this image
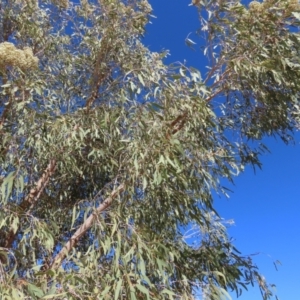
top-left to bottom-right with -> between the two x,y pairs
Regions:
170,112 -> 188,135
205,88 -> 224,103
2,160 -> 57,248
20,159 -> 57,211
50,184 -> 124,270
86,34 -> 112,109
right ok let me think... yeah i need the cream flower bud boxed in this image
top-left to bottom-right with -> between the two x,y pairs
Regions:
0,42 -> 39,70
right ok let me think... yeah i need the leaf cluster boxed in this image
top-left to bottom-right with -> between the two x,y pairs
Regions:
0,1 -> 298,299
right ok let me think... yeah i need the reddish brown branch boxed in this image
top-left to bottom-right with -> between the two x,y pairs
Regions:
86,35 -> 112,109
20,159 -> 57,210
171,112 -> 188,135
205,88 -> 224,102
165,112 -> 189,139
85,71 -> 108,109
50,184 -> 124,270
3,160 -> 57,248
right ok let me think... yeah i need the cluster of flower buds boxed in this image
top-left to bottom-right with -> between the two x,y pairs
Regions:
249,0 -> 300,15
0,42 -> 39,71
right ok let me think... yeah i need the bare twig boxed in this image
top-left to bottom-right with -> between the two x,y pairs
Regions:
204,88 -> 224,102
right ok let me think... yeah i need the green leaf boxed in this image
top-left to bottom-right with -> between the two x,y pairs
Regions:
1,171 -> 15,202
135,284 -> 149,300
161,288 -> 176,297
292,12 -> 300,19
138,74 -> 145,86
100,286 -> 111,297
114,279 -> 123,300
1,83 -> 11,88
42,293 -> 67,299
27,283 -> 44,299
11,216 -> 19,234
71,205 -> 77,228
11,289 -> 22,300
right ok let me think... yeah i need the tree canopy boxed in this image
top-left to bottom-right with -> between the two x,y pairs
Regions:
0,0 -> 299,299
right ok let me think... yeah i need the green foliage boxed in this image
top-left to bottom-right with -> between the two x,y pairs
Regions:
0,0 -> 299,299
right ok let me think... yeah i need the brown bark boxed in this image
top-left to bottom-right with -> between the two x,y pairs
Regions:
171,112 -> 188,135
3,160 -> 57,248
86,34 -> 112,109
50,184 -> 124,270
20,159 -> 57,211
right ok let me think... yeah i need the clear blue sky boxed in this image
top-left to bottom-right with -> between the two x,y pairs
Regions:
144,1 -> 300,299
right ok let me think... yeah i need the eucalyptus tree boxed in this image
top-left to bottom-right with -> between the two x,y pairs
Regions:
0,0 -> 299,299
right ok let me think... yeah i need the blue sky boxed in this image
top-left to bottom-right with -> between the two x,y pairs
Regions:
144,1 -> 300,299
